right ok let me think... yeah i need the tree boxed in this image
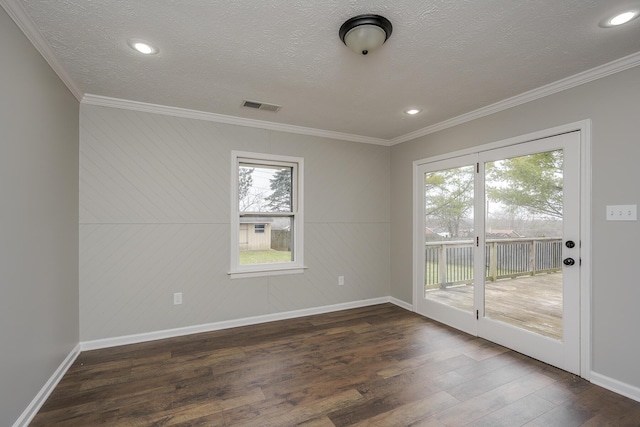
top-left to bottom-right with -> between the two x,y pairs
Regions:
486,151 -> 563,220
239,167 -> 253,204
265,168 -> 292,212
424,166 -> 474,238
238,166 -> 263,211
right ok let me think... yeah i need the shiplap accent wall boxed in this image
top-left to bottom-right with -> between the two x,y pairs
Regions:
79,104 -> 390,341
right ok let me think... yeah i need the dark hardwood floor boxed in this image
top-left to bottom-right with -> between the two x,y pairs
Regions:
31,304 -> 640,426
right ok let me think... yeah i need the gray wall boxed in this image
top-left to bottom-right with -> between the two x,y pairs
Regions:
79,104 -> 390,341
5,0 -> 638,415
0,7 -> 79,426
391,65 -> 640,390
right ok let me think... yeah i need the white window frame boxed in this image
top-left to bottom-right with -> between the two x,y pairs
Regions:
229,151 -> 305,278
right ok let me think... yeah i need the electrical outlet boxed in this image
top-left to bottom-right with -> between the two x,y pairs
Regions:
338,276 -> 344,286
173,292 -> 182,305
606,204 -> 637,221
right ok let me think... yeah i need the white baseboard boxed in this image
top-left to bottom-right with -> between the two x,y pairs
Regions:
590,371 -> 640,403
12,343 -> 81,427
389,296 -> 413,311
81,297 -> 394,351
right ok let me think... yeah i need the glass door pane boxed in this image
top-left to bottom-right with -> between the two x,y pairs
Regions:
484,149 -> 564,340
423,165 -> 475,313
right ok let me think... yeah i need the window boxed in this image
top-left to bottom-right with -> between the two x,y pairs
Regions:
230,151 -> 304,278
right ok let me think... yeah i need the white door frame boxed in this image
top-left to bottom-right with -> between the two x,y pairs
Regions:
412,120 -> 592,379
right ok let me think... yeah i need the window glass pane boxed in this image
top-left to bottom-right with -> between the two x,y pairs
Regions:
239,164 -> 292,213
239,217 -> 293,265
484,149 -> 564,340
423,165 -> 475,313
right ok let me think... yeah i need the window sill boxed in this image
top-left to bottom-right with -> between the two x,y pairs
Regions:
228,266 -> 307,279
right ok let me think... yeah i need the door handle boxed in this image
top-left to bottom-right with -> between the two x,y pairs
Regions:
563,258 -> 575,266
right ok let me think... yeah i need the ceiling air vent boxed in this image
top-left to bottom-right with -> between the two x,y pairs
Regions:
242,100 -> 281,113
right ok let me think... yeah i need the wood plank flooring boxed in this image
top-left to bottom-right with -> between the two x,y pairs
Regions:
31,304 -> 640,426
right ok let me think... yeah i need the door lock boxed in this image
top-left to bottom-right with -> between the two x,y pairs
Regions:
565,240 -> 575,248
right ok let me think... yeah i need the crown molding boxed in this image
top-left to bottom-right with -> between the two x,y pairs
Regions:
390,50 -> 640,146
84,49 -> 640,147
81,94 -> 389,145
1,0 -> 83,101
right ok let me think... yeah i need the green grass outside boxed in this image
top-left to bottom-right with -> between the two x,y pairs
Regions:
240,249 -> 292,265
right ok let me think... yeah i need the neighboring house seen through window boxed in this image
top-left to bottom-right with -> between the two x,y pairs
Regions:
230,151 -> 304,278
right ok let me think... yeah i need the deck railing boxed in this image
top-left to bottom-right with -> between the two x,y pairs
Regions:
425,237 -> 562,289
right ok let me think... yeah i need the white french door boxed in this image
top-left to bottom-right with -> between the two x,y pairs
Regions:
414,153 -> 479,336
414,132 -> 581,374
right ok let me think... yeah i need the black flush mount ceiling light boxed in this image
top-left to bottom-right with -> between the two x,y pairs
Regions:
339,14 -> 393,55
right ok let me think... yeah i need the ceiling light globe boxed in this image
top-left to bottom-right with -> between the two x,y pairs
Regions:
344,25 -> 387,55
405,109 -> 421,115
339,15 -> 392,56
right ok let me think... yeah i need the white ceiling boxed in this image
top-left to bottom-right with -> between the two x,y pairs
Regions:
7,0 -> 640,142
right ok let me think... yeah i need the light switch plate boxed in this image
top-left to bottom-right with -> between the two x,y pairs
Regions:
606,205 -> 637,221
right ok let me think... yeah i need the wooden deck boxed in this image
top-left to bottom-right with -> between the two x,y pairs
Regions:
426,272 -> 563,339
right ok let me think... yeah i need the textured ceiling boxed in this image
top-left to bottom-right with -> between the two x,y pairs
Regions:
13,0 -> 640,140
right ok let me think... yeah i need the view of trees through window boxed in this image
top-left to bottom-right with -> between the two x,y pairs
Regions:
423,150 -> 565,294
239,165 -> 292,213
238,163 -> 293,265
423,149 -> 566,340
425,150 -> 564,241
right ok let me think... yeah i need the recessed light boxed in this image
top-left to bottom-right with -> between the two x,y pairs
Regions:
602,10 -> 639,27
405,109 -> 421,115
128,39 -> 158,55
610,11 -> 638,25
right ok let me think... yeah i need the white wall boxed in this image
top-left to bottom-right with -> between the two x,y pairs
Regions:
0,7 -> 79,426
79,104 -> 390,341
390,65 -> 640,391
